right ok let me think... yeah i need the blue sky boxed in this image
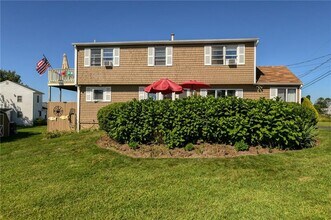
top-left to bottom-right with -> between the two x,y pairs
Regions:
1,1 -> 331,103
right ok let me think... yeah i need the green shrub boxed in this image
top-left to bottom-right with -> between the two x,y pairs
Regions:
98,96 -> 318,149
128,141 -> 139,150
302,97 -> 319,121
184,143 -> 194,151
234,140 -> 249,151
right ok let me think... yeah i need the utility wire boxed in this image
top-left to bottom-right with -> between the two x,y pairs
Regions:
286,53 -> 331,66
303,73 -> 331,89
302,70 -> 331,89
298,57 -> 331,78
290,62 -> 331,69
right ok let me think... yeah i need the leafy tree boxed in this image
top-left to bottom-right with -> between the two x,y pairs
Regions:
302,97 -> 319,119
314,97 -> 331,114
0,69 -> 22,84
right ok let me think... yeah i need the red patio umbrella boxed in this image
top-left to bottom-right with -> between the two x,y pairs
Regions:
180,80 -> 211,90
144,78 -> 183,95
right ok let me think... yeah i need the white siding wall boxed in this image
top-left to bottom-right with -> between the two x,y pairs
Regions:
0,81 -> 43,125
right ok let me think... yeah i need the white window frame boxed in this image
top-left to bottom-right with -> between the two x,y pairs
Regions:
86,87 -> 111,102
175,89 -> 191,99
148,46 -> 172,66
138,87 -> 163,101
201,88 -> 243,98
206,45 -> 245,66
270,87 -> 298,103
85,48 -> 119,67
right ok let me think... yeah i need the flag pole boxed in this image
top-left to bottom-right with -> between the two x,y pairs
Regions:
43,54 -> 53,69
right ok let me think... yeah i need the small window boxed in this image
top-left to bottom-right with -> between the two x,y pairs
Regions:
91,49 -> 101,66
103,48 -> 113,65
86,87 -> 111,102
225,46 -> 237,60
217,90 -> 226,98
17,96 -> 22,102
212,46 -> 224,65
17,111 -> 23,118
148,93 -> 157,100
276,88 -> 297,102
38,110 -> 42,117
37,95 -> 40,103
287,89 -> 296,102
227,90 -> 236,97
155,47 -> 166,66
207,90 -> 216,97
277,88 -> 286,101
93,89 -> 104,101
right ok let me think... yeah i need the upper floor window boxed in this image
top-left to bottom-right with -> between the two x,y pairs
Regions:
155,47 -> 166,66
84,48 -> 119,67
271,88 -> 297,102
85,87 -> 111,102
91,49 -> 102,66
225,46 -> 237,60
17,96 -> 22,102
205,45 -> 245,65
211,46 -> 224,65
36,95 -> 40,103
148,46 -> 173,66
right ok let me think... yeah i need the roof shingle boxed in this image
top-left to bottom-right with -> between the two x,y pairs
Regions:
256,66 -> 302,85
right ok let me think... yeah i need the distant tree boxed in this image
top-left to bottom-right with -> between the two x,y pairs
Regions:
306,95 -> 311,100
302,97 -> 319,119
314,97 -> 331,114
0,69 -> 22,84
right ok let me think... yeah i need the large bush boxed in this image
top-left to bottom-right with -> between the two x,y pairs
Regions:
301,97 -> 319,120
98,97 -> 318,149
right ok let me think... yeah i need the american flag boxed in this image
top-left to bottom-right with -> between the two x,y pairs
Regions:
36,57 -> 51,75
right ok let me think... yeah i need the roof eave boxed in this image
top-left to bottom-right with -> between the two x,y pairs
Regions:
72,38 -> 259,47
255,82 -> 303,86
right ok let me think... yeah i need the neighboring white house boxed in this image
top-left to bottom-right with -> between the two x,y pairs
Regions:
0,80 -> 44,126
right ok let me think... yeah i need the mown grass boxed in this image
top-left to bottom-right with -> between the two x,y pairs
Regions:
1,126 -> 331,219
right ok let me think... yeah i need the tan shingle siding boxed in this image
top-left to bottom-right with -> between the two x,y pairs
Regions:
77,43 -> 255,85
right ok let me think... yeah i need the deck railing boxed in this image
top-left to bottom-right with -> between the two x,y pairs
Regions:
48,68 -> 75,85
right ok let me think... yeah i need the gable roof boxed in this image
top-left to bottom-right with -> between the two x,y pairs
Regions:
73,37 -> 259,47
0,80 -> 44,94
256,66 -> 302,85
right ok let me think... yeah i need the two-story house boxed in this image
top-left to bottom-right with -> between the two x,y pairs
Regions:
48,34 -> 302,130
0,80 -> 44,126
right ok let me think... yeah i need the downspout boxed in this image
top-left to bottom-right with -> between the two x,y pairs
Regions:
253,40 -> 258,84
74,45 -> 80,132
299,85 -> 302,104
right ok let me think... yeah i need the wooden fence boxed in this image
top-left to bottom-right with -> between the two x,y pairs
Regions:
47,102 -> 77,132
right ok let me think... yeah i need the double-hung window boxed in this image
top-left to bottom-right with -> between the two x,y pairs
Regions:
155,47 -> 166,66
84,48 -> 119,66
211,46 -> 224,65
205,45 -> 245,65
148,46 -> 173,66
103,48 -> 113,65
271,88 -> 297,102
86,87 -> 111,102
90,48 -> 113,66
225,46 -> 237,60
91,49 -> 102,66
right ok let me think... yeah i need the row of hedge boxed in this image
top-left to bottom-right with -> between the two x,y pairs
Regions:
98,96 -> 318,149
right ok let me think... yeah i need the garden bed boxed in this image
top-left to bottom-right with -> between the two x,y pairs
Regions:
97,135 -> 286,158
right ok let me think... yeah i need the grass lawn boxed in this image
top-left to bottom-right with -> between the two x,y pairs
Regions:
1,125 -> 331,219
